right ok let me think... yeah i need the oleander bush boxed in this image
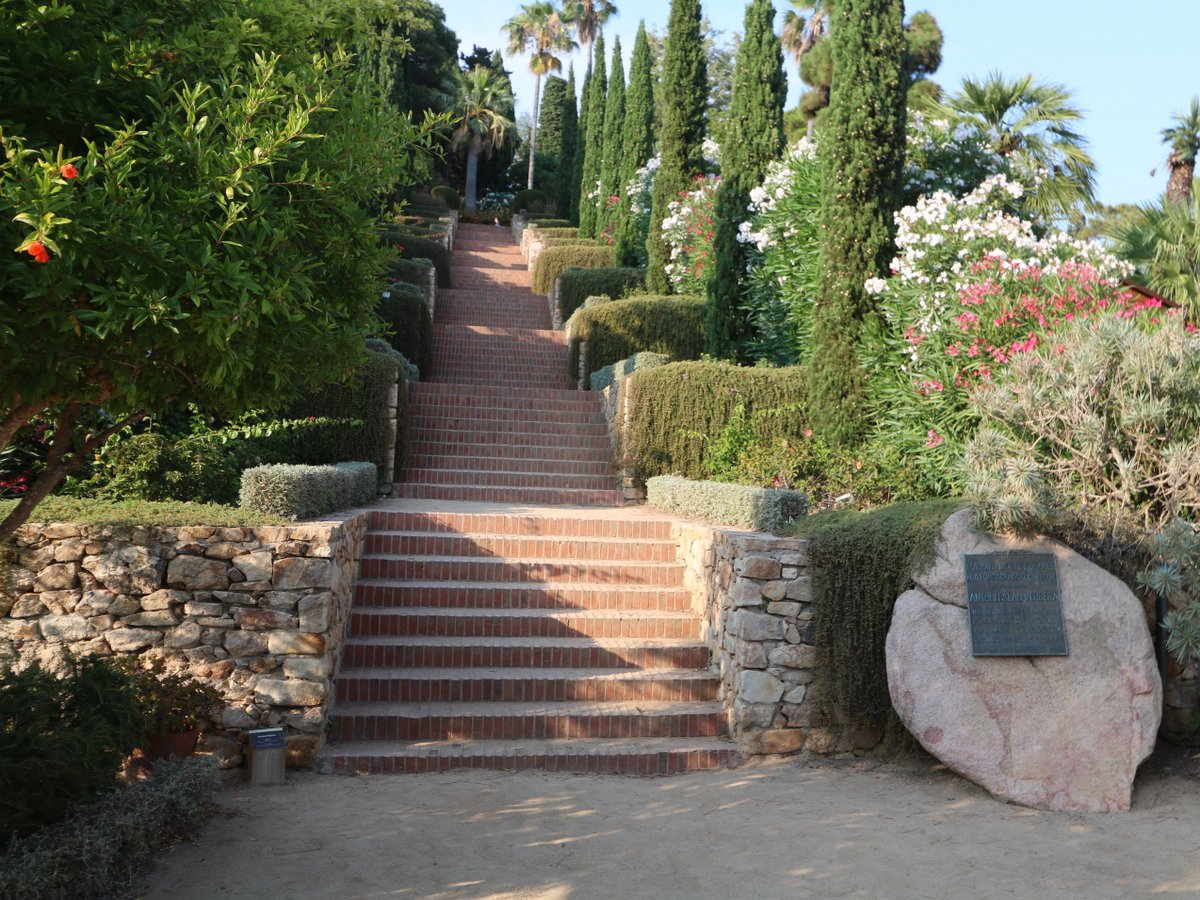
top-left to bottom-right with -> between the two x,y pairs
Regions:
377,285 -> 433,377
385,232 -> 451,287
0,756 -> 219,900
557,267 -> 647,320
646,475 -> 808,533
589,352 -> 671,392
531,245 -> 615,295
239,461 -> 377,519
621,361 -> 809,485
567,295 -> 705,385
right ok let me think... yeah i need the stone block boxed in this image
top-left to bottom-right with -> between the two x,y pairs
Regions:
739,669 -> 785,704
728,578 -> 764,607
785,577 -> 812,602
220,706 -> 259,729
77,590 -> 114,616
41,590 -> 81,614
52,540 -> 86,563
142,589 -> 188,611
0,619 -> 39,640
263,591 -> 303,611
268,631 -> 325,656
255,677 -> 325,707
747,728 -> 806,755
166,622 -> 203,650
11,595 -> 47,618
782,684 -> 808,704
224,631 -> 270,657
273,557 -> 332,590
768,644 -> 817,669
233,607 -> 295,631
736,639 -> 769,669
42,524 -> 81,540
35,563 -> 78,592
106,628 -> 162,652
761,581 -> 788,601
184,601 -> 225,618
83,545 -> 161,594
122,609 -> 180,627
285,734 -> 323,768
204,542 -> 245,561
234,551 -> 274,583
766,601 -> 801,618
40,615 -> 94,642
283,657 -> 330,681
196,734 -> 243,770
167,555 -> 230,591
738,556 -> 782,580
733,700 -> 776,730
298,593 -> 333,633
735,611 -> 786,642
109,595 -> 140,616
282,707 -> 328,733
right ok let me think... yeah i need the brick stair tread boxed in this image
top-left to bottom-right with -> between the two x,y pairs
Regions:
351,608 -> 694,622
411,384 -> 598,399
396,486 -> 625,504
346,634 -> 705,649
337,666 -> 714,681
361,554 -> 676,571
367,531 -> 672,546
354,578 -> 687,594
332,699 -> 724,717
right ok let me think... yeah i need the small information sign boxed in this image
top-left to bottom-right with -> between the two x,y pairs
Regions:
248,727 -> 286,750
964,552 -> 1068,657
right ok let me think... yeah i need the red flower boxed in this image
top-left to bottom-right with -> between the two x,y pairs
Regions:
26,241 -> 50,263
60,163 -> 78,179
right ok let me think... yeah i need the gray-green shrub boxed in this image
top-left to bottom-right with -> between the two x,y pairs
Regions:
239,462 -> 377,519
531,245 -> 615,294
589,352 -> 671,392
646,475 -> 808,533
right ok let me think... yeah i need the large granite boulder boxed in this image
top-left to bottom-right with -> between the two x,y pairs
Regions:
886,510 -> 1160,812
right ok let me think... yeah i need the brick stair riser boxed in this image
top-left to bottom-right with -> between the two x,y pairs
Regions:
435,316 -> 550,329
408,395 -> 600,414
332,710 -> 727,742
396,471 -> 615,491
427,377 -> 575,389
412,384 -> 595,401
394,485 -> 625,505
405,430 -> 608,450
343,642 -> 710,669
406,442 -> 609,462
433,326 -> 565,342
347,612 -> 700,640
432,353 -> 566,369
403,458 -> 613,477
358,558 -> 678,585
364,534 -> 675,561
367,511 -> 674,538
407,409 -> 605,426
353,583 -> 692,611
336,674 -> 719,704
325,748 -> 738,775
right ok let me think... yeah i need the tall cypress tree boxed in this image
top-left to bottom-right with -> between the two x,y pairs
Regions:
705,0 -> 786,358
556,65 -> 579,218
577,32 -> 608,239
570,62 -> 592,225
537,75 -> 568,193
615,21 -> 655,267
809,0 -> 907,445
597,37 -> 626,239
645,0 -> 707,293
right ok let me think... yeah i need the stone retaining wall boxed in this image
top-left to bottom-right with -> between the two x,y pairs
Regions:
672,521 -> 881,756
0,514 -> 369,768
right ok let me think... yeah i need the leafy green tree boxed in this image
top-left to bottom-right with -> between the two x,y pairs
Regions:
646,0 -> 707,293
557,66 -> 580,217
1117,188 -> 1200,314
503,2 -> 577,190
809,0 -> 907,446
577,32 -> 608,238
1161,97 -> 1200,203
537,75 -> 569,196
706,0 -> 786,358
0,0 -> 443,541
614,22 -> 655,265
936,72 -> 1096,222
597,37 -> 626,239
447,66 -> 516,213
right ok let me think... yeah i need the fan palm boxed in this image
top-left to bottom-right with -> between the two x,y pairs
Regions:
937,72 -> 1097,223
447,67 -> 516,214
780,1 -> 825,67
1117,186 -> 1200,315
1161,97 -> 1200,203
503,2 -> 578,190
565,0 -> 617,62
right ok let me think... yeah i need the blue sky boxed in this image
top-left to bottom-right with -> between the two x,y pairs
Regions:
443,0 -> 1198,208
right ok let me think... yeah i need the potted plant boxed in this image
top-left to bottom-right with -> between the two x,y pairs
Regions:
121,658 -> 223,769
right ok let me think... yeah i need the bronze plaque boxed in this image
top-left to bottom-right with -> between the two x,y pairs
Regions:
964,552 -> 1068,657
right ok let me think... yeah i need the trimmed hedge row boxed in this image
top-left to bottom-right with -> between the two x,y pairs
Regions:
382,230 -> 451,287
430,184 -> 461,210
363,338 -> 411,474
621,361 -> 810,485
529,226 -> 580,239
239,461 -> 377,519
377,285 -> 433,377
531,244 -> 614,294
558,267 -> 646,320
646,475 -> 809,533
530,217 -> 571,227
567,295 -> 705,385
589,351 -> 671,392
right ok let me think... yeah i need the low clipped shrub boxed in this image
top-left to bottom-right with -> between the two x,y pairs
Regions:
529,226 -> 579,239
567,295 -> 705,385
430,184 -> 461,210
0,757 -> 219,900
512,188 -> 555,214
384,231 -> 451,287
589,352 -> 671,392
377,285 -> 433,377
530,217 -> 570,227
532,245 -> 614,294
646,475 -> 808,533
621,361 -> 809,485
239,461 -> 377,519
364,338 -> 411,474
557,267 -> 646,320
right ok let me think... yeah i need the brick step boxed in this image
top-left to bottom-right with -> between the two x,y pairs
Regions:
411,383 -> 592,402
408,391 -> 596,412
348,608 -> 699,639
392,482 -> 623,505
449,276 -> 534,288
335,667 -> 719,703
405,441 -> 609,462
330,699 -> 728,741
403,456 -> 613,477
367,510 -> 674,538
404,429 -> 607,450
353,580 -> 691,610
428,371 -> 570,388
434,314 -> 550,329
394,484 -> 625,505
396,470 -> 615,491
407,406 -> 605,425
451,255 -> 527,269
434,324 -> 565,340
360,555 -> 676,585
365,531 -> 675,561
432,349 -> 566,365
318,737 -> 739,775
343,635 -> 710,669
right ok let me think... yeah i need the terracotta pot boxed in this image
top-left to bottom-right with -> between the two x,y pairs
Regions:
125,728 -> 201,780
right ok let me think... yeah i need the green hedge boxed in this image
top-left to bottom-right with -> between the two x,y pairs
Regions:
530,217 -> 571,227
387,258 -> 433,295
382,230 -> 451,287
239,461 -> 377,519
567,295 -> 705,386
531,245 -> 614,294
529,226 -> 580,239
558,267 -> 646,320
513,188 -> 555,214
589,351 -> 671,392
377,286 -> 433,377
430,185 -> 461,210
622,361 -> 810,485
646,475 -> 809,533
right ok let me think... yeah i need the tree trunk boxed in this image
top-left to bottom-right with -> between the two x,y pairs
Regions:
527,73 -> 543,190
1166,152 -> 1194,203
465,147 -> 481,214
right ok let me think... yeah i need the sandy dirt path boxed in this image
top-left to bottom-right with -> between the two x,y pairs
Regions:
139,753 -> 1200,900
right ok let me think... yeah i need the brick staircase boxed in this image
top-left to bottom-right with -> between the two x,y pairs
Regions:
321,223 -> 734,774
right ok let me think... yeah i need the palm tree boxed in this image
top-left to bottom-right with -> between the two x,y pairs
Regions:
1161,97 -> 1200,203
447,67 -> 516,214
937,72 -> 1097,223
1117,186 -> 1200,315
565,0 -> 617,63
780,1 -> 825,68
503,2 -> 578,190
